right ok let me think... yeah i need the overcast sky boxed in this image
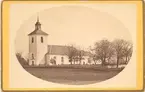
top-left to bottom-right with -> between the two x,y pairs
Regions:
15,5 -> 134,54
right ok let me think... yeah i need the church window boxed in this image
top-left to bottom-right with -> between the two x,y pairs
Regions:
32,53 -> 34,59
41,37 -> 43,43
61,57 -> 64,64
54,56 -> 56,59
32,37 -> 34,43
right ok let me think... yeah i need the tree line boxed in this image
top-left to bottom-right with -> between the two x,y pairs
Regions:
67,39 -> 133,68
91,39 -> 133,68
16,39 -> 133,68
67,45 -> 85,65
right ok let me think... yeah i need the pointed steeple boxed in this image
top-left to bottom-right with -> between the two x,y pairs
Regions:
35,15 -> 41,30
37,15 -> 39,22
28,16 -> 48,36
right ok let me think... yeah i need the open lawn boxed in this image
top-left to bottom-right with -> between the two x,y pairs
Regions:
24,67 -> 121,85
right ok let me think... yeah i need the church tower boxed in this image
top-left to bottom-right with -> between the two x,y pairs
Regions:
28,17 -> 48,66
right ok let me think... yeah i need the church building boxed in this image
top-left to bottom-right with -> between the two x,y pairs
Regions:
28,17 -> 94,66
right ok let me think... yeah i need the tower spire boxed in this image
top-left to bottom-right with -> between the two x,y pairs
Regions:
37,15 -> 39,22
35,14 -> 41,30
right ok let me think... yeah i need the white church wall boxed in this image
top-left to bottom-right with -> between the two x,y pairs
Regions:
80,56 -> 99,65
29,35 -> 48,66
45,54 -> 50,65
49,55 -> 70,65
28,60 -> 32,65
81,56 -> 89,65
29,35 -> 37,65
35,35 -> 48,65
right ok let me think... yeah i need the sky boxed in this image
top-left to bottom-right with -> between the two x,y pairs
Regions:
15,4 -> 134,54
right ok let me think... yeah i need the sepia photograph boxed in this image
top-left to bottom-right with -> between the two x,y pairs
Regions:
15,4 -> 133,85
2,0 -> 143,91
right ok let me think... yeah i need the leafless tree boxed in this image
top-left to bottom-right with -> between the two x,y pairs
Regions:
92,54 -> 100,65
16,52 -> 22,57
16,52 -> 28,66
112,39 -> 133,68
76,49 -> 85,65
89,46 -> 99,65
106,43 -> 115,63
122,41 -> 133,64
67,45 -> 78,65
94,39 -> 114,66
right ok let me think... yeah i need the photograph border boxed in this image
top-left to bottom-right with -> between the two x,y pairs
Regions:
1,0 -> 144,91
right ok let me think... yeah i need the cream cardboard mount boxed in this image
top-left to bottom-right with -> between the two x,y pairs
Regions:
1,0 -> 143,91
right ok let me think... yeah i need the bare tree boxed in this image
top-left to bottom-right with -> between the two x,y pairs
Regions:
106,43 -> 115,63
89,46 -> 100,65
122,41 -> 133,64
112,39 -> 133,68
92,54 -> 100,65
67,45 -> 78,65
112,39 -> 124,68
77,49 -> 84,65
94,39 -> 114,66
16,52 -> 22,57
16,52 -> 28,66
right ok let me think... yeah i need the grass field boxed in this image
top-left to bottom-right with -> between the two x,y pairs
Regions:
24,67 -> 121,85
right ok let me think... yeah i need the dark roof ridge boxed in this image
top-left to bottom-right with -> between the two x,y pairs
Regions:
28,29 -> 48,36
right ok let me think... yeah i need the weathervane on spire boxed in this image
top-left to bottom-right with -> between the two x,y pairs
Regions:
35,14 -> 41,30
37,14 -> 39,22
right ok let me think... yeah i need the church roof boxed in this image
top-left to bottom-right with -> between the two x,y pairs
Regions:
47,45 -> 92,56
47,45 -> 69,55
28,29 -> 48,36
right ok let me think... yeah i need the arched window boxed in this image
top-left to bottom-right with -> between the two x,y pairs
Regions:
41,37 -> 43,43
32,37 -> 34,43
61,57 -> 64,64
32,53 -> 34,59
54,56 -> 56,59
